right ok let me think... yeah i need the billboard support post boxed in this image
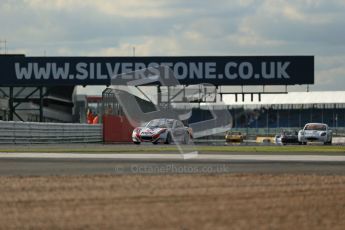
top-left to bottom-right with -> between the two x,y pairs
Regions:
39,86 -> 43,122
9,87 -> 13,121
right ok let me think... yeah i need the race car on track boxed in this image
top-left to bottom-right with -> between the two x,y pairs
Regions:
275,130 -> 299,145
225,131 -> 244,143
132,118 -> 192,145
298,123 -> 332,145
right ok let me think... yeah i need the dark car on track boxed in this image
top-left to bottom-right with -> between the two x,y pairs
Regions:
275,130 -> 299,145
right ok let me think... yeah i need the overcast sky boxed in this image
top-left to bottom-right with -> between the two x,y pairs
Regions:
1,0 -> 345,94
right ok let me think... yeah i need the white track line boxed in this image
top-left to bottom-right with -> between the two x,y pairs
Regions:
0,153 -> 345,162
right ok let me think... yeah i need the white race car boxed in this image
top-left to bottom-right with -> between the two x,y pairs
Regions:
298,123 -> 332,145
132,118 -> 192,145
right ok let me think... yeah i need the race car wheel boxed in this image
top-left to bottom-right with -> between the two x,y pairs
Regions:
133,142 -> 141,145
164,133 -> 172,144
152,141 -> 159,145
324,140 -> 332,145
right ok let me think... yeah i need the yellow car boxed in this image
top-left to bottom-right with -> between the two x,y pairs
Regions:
225,131 -> 244,143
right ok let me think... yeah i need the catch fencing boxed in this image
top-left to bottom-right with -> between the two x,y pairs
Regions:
0,121 -> 102,144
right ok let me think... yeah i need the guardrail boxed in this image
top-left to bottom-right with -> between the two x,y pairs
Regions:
0,121 -> 102,144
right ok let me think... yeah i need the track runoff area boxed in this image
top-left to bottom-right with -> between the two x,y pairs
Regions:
0,144 -> 345,176
1,144 -> 345,230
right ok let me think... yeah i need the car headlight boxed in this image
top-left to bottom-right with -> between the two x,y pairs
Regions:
321,132 -> 326,136
133,128 -> 141,137
133,128 -> 139,134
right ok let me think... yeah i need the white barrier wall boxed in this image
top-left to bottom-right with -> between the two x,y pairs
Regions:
0,121 -> 102,144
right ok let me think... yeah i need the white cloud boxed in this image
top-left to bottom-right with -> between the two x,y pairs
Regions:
23,0 -> 175,18
260,0 -> 334,24
83,36 -> 181,56
315,55 -> 345,84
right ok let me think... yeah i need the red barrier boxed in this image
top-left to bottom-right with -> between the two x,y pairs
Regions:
103,115 -> 137,143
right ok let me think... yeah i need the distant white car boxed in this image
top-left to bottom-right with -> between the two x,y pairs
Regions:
298,123 -> 332,145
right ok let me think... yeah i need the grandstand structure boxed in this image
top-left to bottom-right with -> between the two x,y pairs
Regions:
0,86 -> 75,122
223,91 -> 345,129
180,91 -> 345,137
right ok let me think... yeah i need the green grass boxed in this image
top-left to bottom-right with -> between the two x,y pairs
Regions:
0,145 -> 344,153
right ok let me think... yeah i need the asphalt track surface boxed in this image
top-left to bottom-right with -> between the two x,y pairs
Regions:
1,151 -> 345,176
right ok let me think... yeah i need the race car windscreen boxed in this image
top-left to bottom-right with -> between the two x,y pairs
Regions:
305,124 -> 327,131
146,119 -> 174,129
